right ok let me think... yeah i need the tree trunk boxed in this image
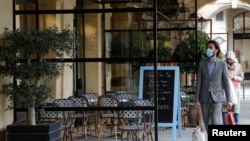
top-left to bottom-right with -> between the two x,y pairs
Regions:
27,102 -> 36,125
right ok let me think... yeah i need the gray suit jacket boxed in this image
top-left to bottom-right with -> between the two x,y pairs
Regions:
195,59 -> 232,104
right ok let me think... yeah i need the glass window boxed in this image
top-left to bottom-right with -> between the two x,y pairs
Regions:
234,12 -> 250,72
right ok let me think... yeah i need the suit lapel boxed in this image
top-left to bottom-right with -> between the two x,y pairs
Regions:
203,61 -> 210,78
210,59 -> 219,78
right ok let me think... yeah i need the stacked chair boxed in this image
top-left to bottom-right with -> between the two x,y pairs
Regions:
114,93 -> 138,107
133,99 -> 154,141
52,99 -> 75,141
118,108 -> 144,141
81,93 -> 100,138
98,95 -> 119,141
69,96 -> 95,140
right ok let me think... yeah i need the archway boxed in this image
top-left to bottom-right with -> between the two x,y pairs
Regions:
197,0 -> 250,53
198,0 -> 250,19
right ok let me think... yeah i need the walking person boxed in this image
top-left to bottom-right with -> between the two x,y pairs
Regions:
222,50 -> 244,125
195,40 -> 232,131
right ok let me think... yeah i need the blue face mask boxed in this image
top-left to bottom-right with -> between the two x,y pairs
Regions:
206,48 -> 214,58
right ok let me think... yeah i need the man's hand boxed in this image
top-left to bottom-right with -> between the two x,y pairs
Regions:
227,101 -> 232,110
195,101 -> 200,109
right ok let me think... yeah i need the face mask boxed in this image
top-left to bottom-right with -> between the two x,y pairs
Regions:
206,48 -> 214,58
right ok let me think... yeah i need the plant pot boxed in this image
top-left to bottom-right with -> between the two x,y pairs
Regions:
7,121 -> 61,141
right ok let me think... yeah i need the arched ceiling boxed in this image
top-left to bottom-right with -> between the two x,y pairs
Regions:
198,0 -> 250,19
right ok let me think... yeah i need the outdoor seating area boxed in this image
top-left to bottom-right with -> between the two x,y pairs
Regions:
39,92 -> 154,141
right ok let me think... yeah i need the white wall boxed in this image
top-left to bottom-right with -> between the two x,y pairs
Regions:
0,1 -> 14,141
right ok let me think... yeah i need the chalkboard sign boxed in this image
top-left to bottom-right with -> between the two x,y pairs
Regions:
139,66 -> 182,141
141,68 -> 175,123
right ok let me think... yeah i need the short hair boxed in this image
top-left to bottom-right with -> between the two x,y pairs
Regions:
206,40 -> 221,57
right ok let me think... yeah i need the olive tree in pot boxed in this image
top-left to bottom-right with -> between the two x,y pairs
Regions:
0,26 -> 76,126
172,31 -> 210,73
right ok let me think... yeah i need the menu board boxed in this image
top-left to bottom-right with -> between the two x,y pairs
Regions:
139,66 -> 180,127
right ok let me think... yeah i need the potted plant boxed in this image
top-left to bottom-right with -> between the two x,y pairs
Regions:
172,31 -> 210,73
147,31 -> 172,61
0,26 -> 76,140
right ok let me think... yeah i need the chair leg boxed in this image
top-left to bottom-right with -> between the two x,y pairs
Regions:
69,127 -> 74,141
127,131 -> 130,141
148,126 -> 153,141
60,130 -> 65,141
81,118 -> 88,141
114,124 -> 117,141
64,127 -> 71,141
121,131 -> 126,141
62,127 -> 68,141
73,118 -> 79,134
95,114 -> 100,137
135,131 -> 141,141
110,118 -> 118,141
97,117 -> 106,141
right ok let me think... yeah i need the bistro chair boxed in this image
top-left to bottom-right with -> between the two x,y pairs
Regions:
53,99 -> 75,141
39,103 -> 64,140
114,93 -> 138,107
105,91 -> 117,98
69,96 -> 95,140
39,103 -> 60,122
118,109 -> 144,141
81,93 -> 100,136
81,93 -> 99,107
133,99 -> 154,141
98,95 -> 119,141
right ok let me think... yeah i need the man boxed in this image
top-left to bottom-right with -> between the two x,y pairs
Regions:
195,40 -> 232,130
